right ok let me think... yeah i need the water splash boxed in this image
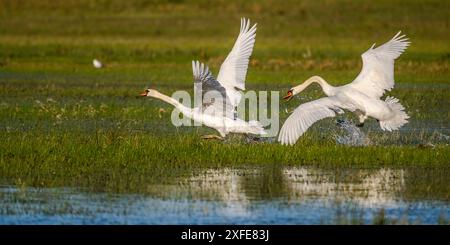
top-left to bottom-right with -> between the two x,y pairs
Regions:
335,119 -> 371,146
435,132 -> 449,142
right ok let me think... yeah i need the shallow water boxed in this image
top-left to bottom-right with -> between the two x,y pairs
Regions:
1,167 -> 448,224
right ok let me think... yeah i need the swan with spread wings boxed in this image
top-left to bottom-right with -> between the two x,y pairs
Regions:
140,18 -> 265,138
279,32 -> 410,145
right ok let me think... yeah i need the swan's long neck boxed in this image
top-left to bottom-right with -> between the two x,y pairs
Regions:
148,90 -> 189,112
293,76 -> 335,96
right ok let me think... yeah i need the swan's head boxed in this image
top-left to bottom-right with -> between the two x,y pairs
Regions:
139,88 -> 158,97
284,87 -> 299,101
283,89 -> 293,101
283,83 -> 306,101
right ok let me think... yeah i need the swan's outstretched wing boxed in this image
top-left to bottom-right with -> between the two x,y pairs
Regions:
278,97 -> 344,145
192,60 -> 234,118
350,31 -> 410,98
217,18 -> 257,92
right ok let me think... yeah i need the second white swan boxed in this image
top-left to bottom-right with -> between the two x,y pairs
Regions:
279,32 -> 410,145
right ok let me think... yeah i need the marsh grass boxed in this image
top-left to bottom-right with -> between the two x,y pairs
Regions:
0,0 -> 449,194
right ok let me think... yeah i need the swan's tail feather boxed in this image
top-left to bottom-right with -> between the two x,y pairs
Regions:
379,96 -> 409,131
248,120 -> 267,135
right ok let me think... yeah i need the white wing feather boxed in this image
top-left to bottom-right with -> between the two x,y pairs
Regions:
192,60 -> 235,118
278,97 -> 344,145
217,18 -> 257,91
350,31 -> 410,98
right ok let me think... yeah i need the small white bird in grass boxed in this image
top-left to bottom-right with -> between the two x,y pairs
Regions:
93,59 -> 103,68
279,31 -> 410,145
140,18 -> 266,139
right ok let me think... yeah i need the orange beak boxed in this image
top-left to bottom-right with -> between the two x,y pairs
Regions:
283,90 -> 293,101
139,91 -> 148,97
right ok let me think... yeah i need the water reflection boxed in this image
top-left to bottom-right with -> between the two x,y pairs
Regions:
0,166 -> 448,224
186,167 -> 406,207
285,168 -> 405,206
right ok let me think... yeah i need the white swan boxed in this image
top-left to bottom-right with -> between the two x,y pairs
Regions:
279,31 -> 410,145
140,18 -> 266,138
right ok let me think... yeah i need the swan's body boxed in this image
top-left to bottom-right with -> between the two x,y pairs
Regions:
141,18 -> 266,137
144,90 -> 264,136
279,32 -> 410,145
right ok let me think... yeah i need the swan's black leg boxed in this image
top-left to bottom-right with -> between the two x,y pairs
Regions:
356,122 -> 364,127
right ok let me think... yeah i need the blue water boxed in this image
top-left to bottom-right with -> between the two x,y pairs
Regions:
0,188 -> 447,225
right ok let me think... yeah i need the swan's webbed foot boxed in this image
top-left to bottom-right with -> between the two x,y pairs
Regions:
201,135 -> 224,140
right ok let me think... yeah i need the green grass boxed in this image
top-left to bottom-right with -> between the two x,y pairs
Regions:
0,0 -> 449,194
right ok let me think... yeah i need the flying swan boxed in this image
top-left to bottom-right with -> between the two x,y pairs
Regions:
140,18 -> 266,138
279,31 -> 410,145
